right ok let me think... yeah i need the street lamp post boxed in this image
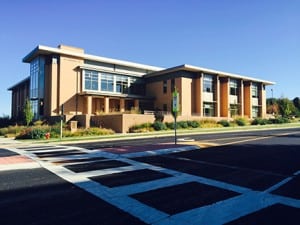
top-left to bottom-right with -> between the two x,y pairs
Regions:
271,89 -> 274,116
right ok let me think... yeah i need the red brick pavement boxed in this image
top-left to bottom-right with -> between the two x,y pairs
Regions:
0,155 -> 34,165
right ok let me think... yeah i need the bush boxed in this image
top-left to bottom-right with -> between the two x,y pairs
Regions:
234,117 -> 248,126
84,127 -> 114,135
129,123 -> 153,133
177,121 -> 189,129
269,117 -> 290,124
251,118 -> 270,125
200,119 -> 221,128
152,121 -> 167,131
187,120 -> 201,128
0,128 -> 8,136
165,122 -> 175,129
218,120 -> 230,127
16,127 -> 51,139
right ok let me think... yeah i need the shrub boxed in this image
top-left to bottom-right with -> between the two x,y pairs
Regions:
177,121 -> 189,129
0,128 -> 8,136
165,122 -> 175,129
187,120 -> 201,128
234,117 -> 248,126
251,118 -> 270,125
218,120 -> 230,127
152,121 -> 167,131
84,127 -> 114,135
7,126 -> 23,135
269,117 -> 290,124
200,119 -> 221,128
62,127 -> 115,137
129,123 -> 153,133
30,128 -> 47,139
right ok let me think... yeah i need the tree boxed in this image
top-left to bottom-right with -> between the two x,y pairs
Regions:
293,97 -> 300,110
277,98 -> 296,118
23,98 -> 34,126
266,98 -> 279,115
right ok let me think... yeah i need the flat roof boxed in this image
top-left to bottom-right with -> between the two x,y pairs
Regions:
8,76 -> 30,91
22,45 -> 274,85
23,45 -> 164,72
145,64 -> 275,85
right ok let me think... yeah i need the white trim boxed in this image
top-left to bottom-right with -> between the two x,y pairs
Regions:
23,45 -> 163,72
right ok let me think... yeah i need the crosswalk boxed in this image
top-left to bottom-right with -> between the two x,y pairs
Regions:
6,143 -> 300,225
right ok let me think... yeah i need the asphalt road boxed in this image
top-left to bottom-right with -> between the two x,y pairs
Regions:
1,127 -> 299,225
65,127 -> 300,148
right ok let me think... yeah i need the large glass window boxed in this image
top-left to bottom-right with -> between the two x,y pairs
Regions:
30,57 -> 45,119
116,75 -> 128,94
230,79 -> 239,96
30,58 -> 39,99
84,70 -> 98,91
101,73 -> 114,92
203,74 -> 214,93
129,77 -> 145,95
252,83 -> 259,98
82,70 -> 145,96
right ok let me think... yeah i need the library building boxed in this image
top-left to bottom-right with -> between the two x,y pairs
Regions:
8,44 -> 274,132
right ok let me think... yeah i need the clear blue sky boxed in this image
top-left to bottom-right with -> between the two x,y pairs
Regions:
1,0 -> 299,116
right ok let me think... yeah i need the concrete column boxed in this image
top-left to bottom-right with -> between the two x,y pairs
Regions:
240,80 -> 244,117
260,84 -> 266,118
216,76 -> 220,117
86,96 -> 92,115
120,98 -> 125,112
199,73 -> 203,117
104,97 -> 109,113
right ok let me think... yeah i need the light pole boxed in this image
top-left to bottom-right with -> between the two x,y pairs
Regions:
271,89 -> 274,116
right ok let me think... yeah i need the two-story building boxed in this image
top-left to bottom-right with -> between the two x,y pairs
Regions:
8,44 -> 274,132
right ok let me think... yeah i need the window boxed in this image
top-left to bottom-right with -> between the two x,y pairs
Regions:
84,70 -> 98,91
171,79 -> 175,92
203,102 -> 215,117
252,106 -> 259,118
129,77 -> 145,95
230,104 -> 239,116
101,73 -> 114,92
252,83 -> 259,98
30,57 -> 45,119
230,79 -> 239,96
163,80 -> 167,93
203,74 -> 214,93
116,75 -> 128,94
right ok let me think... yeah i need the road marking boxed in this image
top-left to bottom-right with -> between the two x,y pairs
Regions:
4,130 -> 300,225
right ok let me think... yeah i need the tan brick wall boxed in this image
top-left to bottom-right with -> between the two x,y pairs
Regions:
179,77 -> 192,116
146,80 -> 172,111
58,55 -> 83,115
